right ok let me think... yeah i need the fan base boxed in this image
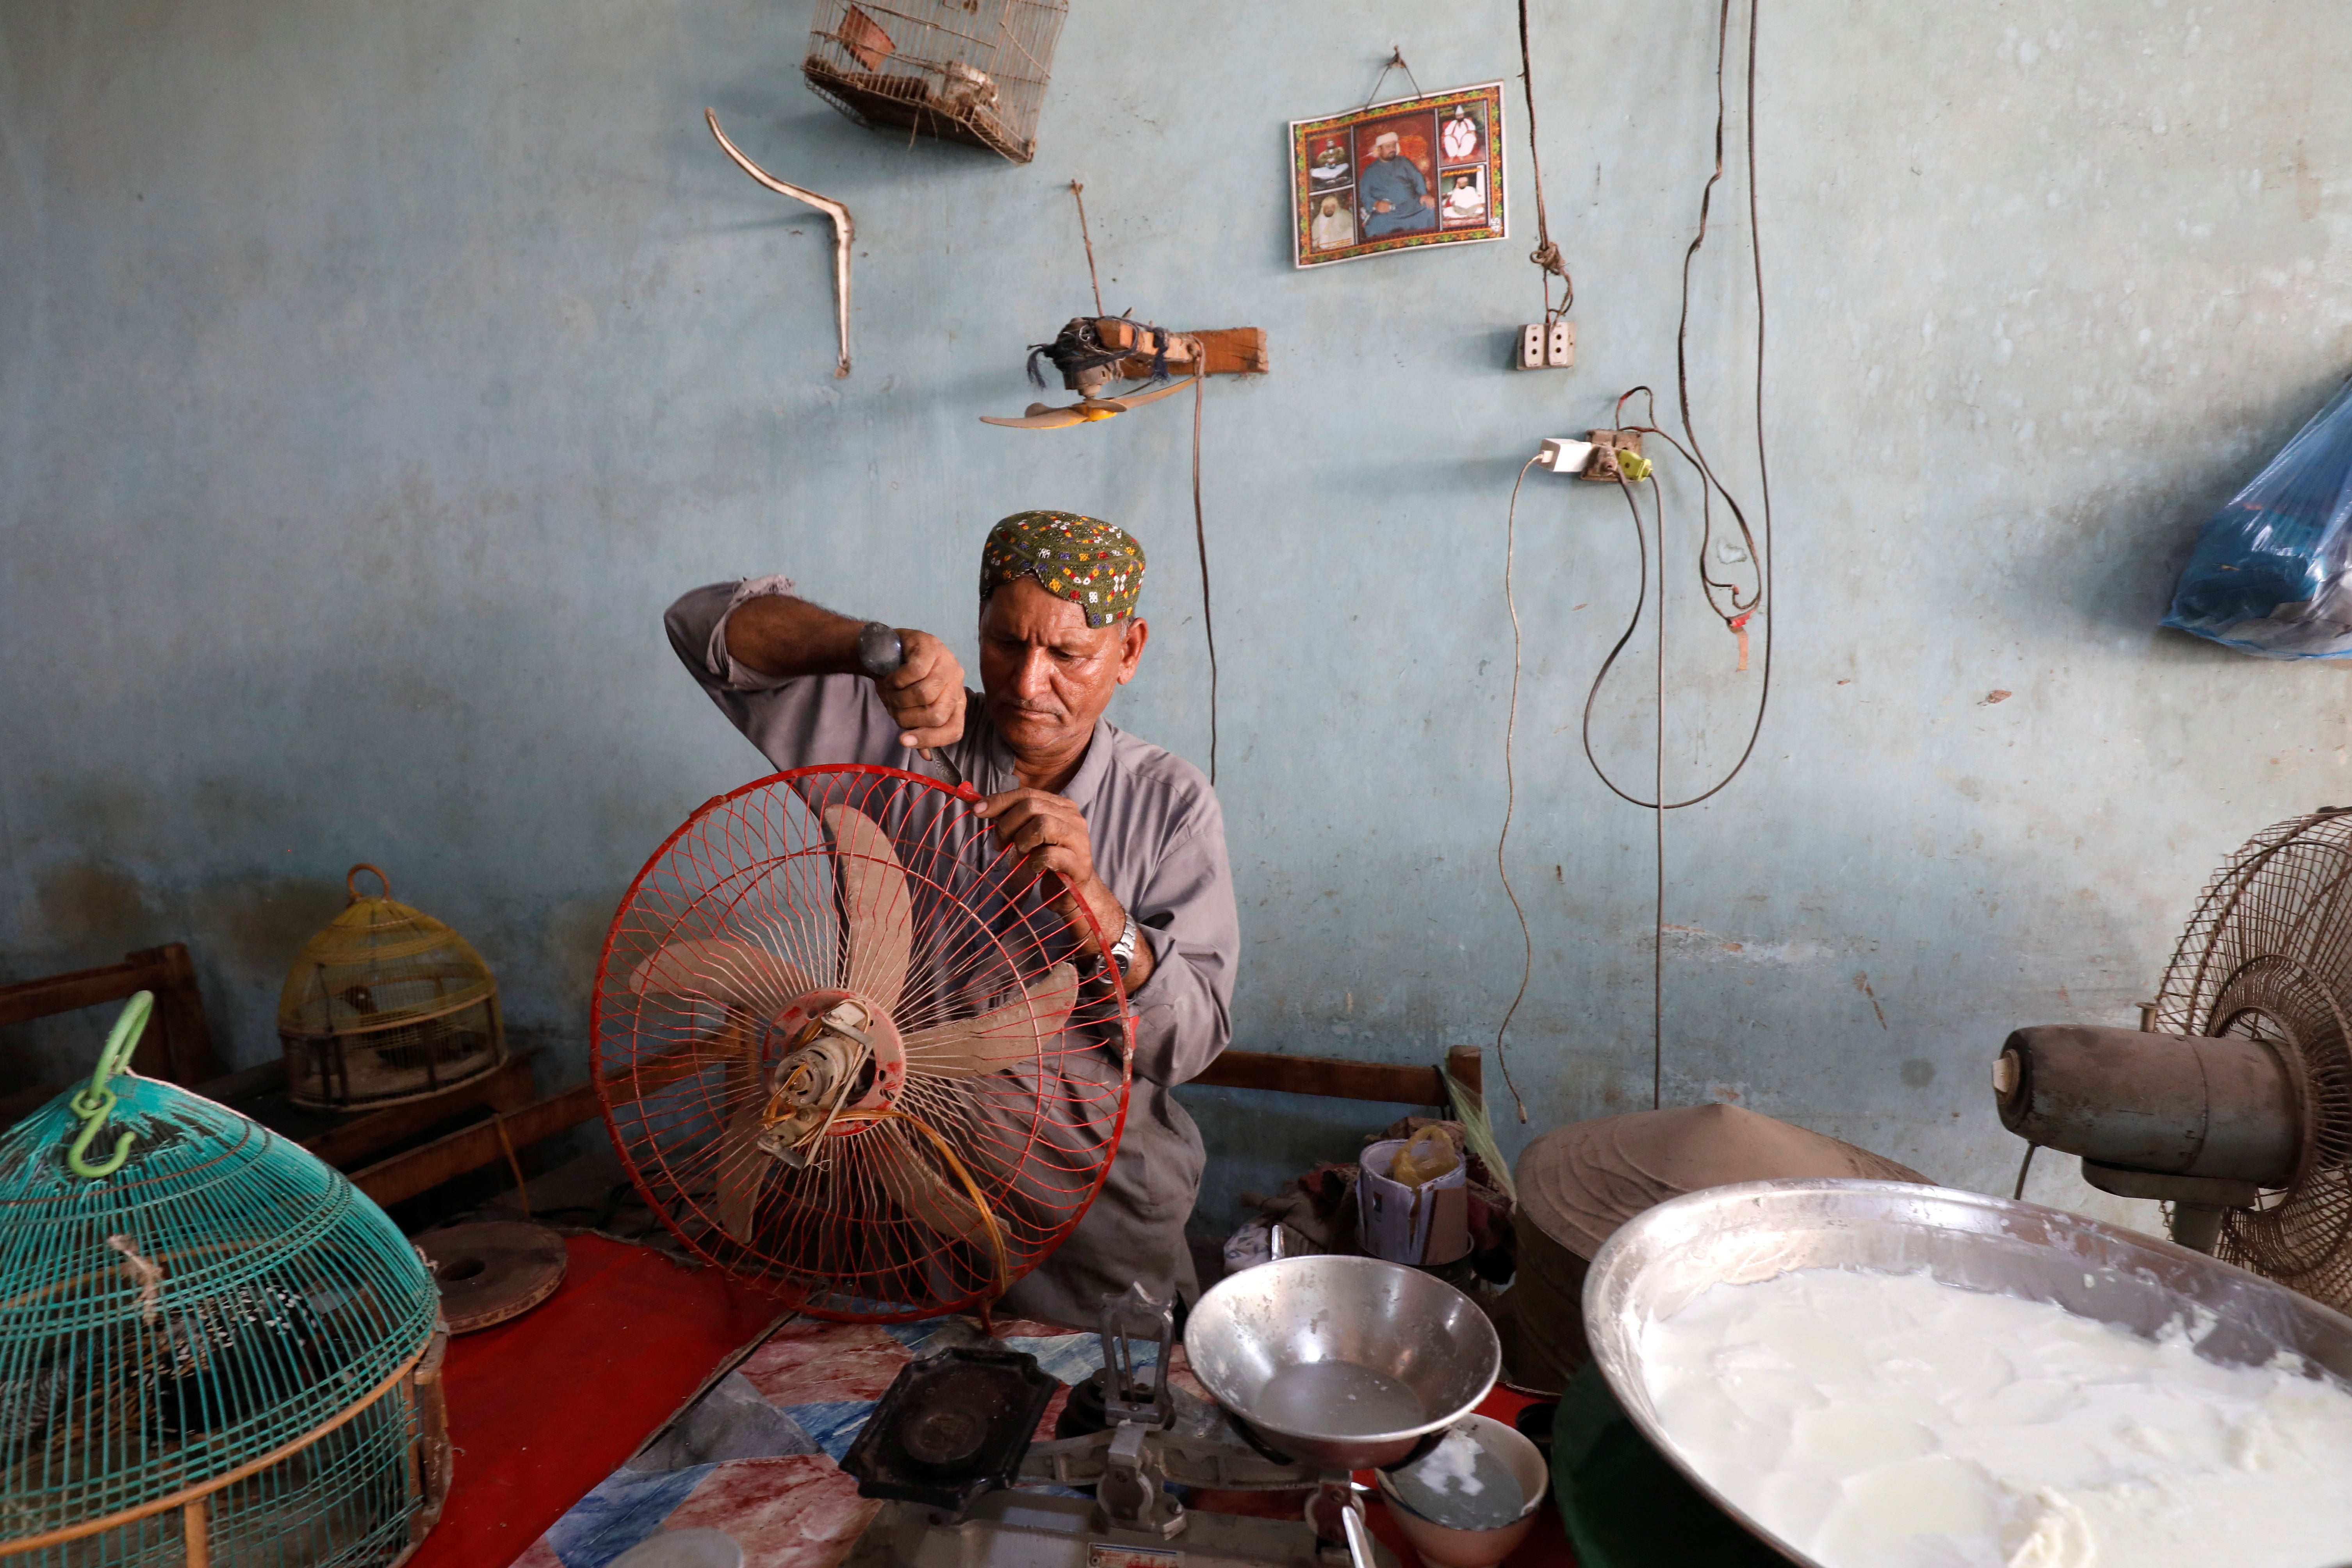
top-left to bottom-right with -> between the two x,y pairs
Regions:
847,1491 -> 1395,1568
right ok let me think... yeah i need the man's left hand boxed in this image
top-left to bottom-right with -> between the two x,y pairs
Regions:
975,788 -> 1155,989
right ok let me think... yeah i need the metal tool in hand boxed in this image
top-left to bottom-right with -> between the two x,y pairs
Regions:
856,622 -> 966,790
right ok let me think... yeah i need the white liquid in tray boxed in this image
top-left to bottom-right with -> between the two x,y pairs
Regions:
1253,1360 -> 1425,1437
1641,1267 -> 2352,1568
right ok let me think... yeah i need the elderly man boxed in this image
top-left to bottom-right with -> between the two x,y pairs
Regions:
1358,130 -> 1435,237
663,511 -> 1237,1326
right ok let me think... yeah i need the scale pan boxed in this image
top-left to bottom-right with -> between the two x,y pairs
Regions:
1185,1254 -> 1499,1471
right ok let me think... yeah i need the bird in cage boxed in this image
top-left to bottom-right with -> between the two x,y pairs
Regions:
937,60 -> 999,115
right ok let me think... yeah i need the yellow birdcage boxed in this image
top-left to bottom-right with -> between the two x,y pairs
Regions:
277,864 -> 506,1111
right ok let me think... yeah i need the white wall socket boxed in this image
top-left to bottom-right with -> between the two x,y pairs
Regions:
1516,321 -> 1577,370
1547,320 -> 1575,367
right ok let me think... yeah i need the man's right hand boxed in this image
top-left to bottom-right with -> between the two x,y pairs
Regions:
874,629 -> 966,750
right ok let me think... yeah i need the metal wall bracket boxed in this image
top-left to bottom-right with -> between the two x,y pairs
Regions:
706,109 -> 855,378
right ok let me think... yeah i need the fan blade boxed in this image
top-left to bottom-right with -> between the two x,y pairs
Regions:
980,404 -> 1088,429
869,1119 -> 994,1249
709,1017 -> 771,1243
712,1103 -> 771,1243
823,804 -> 912,1013
628,937 -> 818,1018
1102,372 -> 1198,410
901,962 -> 1082,1078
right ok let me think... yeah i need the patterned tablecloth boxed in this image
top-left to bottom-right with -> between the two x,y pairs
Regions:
504,1313 -> 1171,1568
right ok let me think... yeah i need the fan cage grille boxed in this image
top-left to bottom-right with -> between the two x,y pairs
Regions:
593,766 -> 1132,1321
2151,807 -> 2352,1310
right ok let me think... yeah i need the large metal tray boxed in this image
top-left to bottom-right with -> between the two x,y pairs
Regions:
1581,1178 -> 2352,1567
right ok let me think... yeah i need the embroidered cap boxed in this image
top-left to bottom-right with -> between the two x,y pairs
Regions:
979,511 -> 1145,628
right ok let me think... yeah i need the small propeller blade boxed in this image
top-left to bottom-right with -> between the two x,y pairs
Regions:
628,937 -> 819,1018
901,962 -> 1083,1078
824,804 -> 912,1013
1104,372 -> 1198,410
980,404 -> 1090,429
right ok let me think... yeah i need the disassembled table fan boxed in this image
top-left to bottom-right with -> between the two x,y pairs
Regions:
593,763 -> 1132,1319
591,767 -> 1502,1568
1997,807 -> 2352,1309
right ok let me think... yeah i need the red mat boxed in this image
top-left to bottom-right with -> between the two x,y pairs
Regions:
406,1234 -> 785,1568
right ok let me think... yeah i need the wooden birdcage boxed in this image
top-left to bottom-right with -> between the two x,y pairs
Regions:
802,0 -> 1067,166
277,865 -> 506,1112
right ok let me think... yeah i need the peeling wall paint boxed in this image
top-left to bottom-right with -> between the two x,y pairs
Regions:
6,1 -> 2352,1237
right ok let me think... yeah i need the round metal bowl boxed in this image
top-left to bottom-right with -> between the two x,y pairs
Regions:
1185,1255 -> 1501,1470
1582,1178 -> 2352,1568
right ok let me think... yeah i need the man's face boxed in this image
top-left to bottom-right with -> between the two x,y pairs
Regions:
978,575 -> 1148,760
1375,141 -> 1396,160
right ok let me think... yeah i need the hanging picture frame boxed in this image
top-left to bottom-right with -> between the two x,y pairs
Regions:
1291,81 -> 1507,268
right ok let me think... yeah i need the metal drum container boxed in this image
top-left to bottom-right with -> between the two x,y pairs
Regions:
1582,1178 -> 2352,1568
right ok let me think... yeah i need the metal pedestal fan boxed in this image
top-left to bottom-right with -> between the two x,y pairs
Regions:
1995,807 -> 2352,1309
592,764 -> 1133,1321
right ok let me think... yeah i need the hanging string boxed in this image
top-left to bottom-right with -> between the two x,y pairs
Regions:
1069,181 -> 1104,317
1360,46 -> 1425,110
1516,0 -> 1573,323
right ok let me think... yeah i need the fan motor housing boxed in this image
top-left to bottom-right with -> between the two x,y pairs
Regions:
1994,1025 -> 2301,1185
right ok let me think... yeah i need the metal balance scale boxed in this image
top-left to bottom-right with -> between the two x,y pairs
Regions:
842,1257 -> 1504,1568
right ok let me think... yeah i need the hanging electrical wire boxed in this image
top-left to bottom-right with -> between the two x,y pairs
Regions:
1516,0 -> 1574,326
1062,183 -> 1219,783
1582,0 -> 1773,813
1492,455 -> 1545,1124
1191,359 -> 1219,784
1495,0 -> 1772,1115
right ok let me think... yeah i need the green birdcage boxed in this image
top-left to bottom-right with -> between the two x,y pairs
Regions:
0,994 -> 444,1566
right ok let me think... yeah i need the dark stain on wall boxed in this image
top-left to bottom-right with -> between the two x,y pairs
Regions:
196,877 -> 348,971
35,859 -> 162,953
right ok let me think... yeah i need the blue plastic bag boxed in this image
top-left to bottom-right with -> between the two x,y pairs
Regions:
2164,377 -> 2352,658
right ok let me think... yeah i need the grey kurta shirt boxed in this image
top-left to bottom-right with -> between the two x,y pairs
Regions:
664,578 -> 1239,1327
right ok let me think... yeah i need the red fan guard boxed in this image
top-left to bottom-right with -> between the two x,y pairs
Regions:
592,765 -> 1133,1320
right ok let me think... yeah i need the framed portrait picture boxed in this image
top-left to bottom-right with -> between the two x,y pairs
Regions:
1291,82 -> 1507,268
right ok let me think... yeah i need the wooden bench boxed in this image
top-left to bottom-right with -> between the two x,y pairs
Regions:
0,943 -> 221,1120
0,943 -> 540,1181
339,1042 -> 1486,1208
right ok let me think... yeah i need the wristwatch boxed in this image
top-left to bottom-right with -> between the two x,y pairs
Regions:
1101,911 -> 1141,984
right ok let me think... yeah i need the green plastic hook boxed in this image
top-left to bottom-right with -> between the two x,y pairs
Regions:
65,990 -> 153,1180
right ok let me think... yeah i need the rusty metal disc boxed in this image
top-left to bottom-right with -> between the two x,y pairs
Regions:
418,1221 -> 567,1333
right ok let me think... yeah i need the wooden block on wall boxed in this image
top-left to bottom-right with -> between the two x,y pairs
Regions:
1115,327 -> 1268,380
